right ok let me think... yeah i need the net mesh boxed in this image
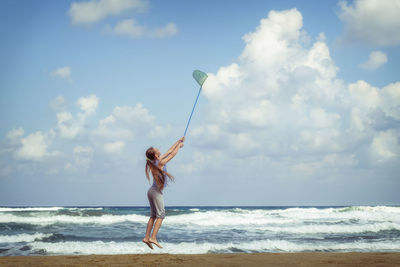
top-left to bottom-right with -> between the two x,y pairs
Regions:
192,70 -> 208,87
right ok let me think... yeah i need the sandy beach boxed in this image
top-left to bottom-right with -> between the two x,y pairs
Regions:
1,253 -> 400,267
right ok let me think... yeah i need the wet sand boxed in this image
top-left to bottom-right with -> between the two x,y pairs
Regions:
1,253 -> 400,267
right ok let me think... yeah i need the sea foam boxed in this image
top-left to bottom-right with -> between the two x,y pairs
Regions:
29,239 -> 400,255
0,232 -> 52,243
2,206 -> 400,255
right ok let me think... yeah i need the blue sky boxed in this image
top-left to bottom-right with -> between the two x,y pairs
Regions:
1,0 -> 399,206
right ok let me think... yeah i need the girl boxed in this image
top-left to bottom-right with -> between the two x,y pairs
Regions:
142,137 -> 185,249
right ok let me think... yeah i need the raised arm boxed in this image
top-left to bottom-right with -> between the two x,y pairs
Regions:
161,139 -> 181,160
159,137 -> 184,166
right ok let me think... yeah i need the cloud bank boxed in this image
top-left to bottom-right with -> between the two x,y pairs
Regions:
68,0 -> 177,39
51,66 -> 72,81
360,50 -> 388,70
109,19 -> 178,39
4,94 -> 170,178
338,0 -> 400,46
188,8 -> 400,179
5,8 -> 399,180
68,0 -> 148,25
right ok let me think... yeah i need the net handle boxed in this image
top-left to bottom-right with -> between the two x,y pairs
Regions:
183,86 -> 202,137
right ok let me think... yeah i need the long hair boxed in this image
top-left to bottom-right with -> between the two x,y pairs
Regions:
145,147 -> 174,191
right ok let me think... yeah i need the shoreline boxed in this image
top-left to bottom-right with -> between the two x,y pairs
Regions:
1,253 -> 400,267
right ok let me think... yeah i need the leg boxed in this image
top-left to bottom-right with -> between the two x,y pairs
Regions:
149,218 -> 164,248
147,188 -> 165,248
142,217 -> 156,249
144,217 -> 156,240
143,189 -> 158,249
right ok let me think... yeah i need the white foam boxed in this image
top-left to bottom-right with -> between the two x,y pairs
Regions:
29,239 -> 400,255
165,210 -> 297,226
63,207 -> 103,211
4,210 -> 396,234
189,208 -> 200,211
1,206 -> 400,231
336,206 -> 400,213
0,207 -> 64,212
165,207 -> 400,227
0,213 -> 148,226
270,206 -> 400,222
256,222 -> 400,234
0,207 -> 103,212
0,232 -> 52,243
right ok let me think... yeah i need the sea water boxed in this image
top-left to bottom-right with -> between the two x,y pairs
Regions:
0,206 -> 399,255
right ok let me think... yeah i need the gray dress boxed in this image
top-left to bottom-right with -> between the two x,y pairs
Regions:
147,160 -> 167,219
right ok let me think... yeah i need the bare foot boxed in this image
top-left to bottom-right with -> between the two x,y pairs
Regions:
149,238 -> 163,248
142,238 -> 153,249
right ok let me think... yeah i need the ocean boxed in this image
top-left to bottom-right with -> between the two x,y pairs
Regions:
0,206 -> 399,255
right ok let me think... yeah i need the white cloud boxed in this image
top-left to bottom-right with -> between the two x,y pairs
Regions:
112,18 -> 145,37
110,19 -> 178,38
381,82 -> 400,120
3,94 -> 167,178
370,130 -> 400,161
57,94 -> 99,139
350,108 -> 368,131
14,131 -> 58,161
149,124 -> 172,139
110,104 -> 152,123
309,108 -> 340,129
95,103 -> 155,140
338,0 -> 400,46
73,145 -> 93,154
68,0 -> 147,25
191,8 -> 400,176
51,66 -> 71,81
96,115 -> 127,139
348,80 -> 380,108
77,94 -> 99,115
7,128 -> 24,145
4,8 -> 399,187
201,9 -> 342,152
360,50 -> 388,70
175,150 -> 225,175
104,141 -> 125,153
291,162 -> 320,176
8,128 -> 59,161
57,111 -> 81,139
50,96 -> 67,111
69,0 -> 177,39
189,124 -> 226,150
150,22 -> 178,38
299,129 -> 342,153
238,99 -> 276,127
230,132 -> 258,153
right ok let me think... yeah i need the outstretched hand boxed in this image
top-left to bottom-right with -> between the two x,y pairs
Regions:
179,136 -> 185,148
